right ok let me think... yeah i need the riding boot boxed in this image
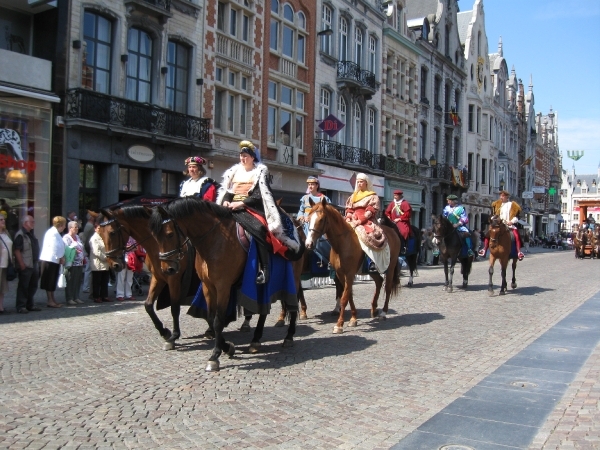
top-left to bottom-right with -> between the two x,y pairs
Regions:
512,228 -> 524,261
399,236 -> 406,255
256,243 -> 270,285
479,237 -> 489,257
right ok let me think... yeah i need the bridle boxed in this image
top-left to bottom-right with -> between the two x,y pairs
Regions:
432,217 -> 454,241
488,220 -> 508,244
157,215 -> 219,272
308,209 -> 327,239
100,218 -> 151,262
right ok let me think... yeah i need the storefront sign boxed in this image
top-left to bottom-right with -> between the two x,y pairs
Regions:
0,154 -> 36,172
522,191 -> 534,199
532,186 -> 546,194
127,145 -> 155,162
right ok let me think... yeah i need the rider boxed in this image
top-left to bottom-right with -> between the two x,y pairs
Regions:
478,190 -> 525,261
179,156 -> 218,201
384,189 -> 413,252
586,214 -> 596,231
298,176 -> 331,231
217,140 -> 302,284
345,173 -> 388,272
442,194 -> 475,258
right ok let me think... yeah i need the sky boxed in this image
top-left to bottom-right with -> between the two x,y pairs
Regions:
457,0 -> 600,176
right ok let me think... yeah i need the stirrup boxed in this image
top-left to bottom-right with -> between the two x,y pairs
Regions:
478,249 -> 486,257
517,252 -> 524,261
368,262 -> 378,273
256,270 -> 266,284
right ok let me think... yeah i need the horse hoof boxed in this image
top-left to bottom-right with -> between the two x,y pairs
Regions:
204,330 -> 215,339
274,319 -> 285,327
407,281 -> 413,287
511,283 -> 517,289
248,342 -> 261,354
161,328 -> 172,341
205,361 -> 220,372
443,286 -> 448,291
226,342 -> 235,358
163,341 -> 175,351
448,286 -> 453,293
348,319 -> 358,327
239,323 -> 251,332
299,312 -> 308,320
282,338 -> 294,348
377,311 -> 387,321
333,325 -> 344,334
488,291 -> 494,297
499,291 -> 506,296
371,308 -> 380,318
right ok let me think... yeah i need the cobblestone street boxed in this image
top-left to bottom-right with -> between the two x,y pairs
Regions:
1,248 -> 599,449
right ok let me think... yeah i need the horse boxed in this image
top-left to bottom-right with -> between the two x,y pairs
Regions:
304,198 -> 401,334
91,206 -> 201,351
486,215 -> 518,295
148,197 -> 302,372
431,214 -> 473,292
380,215 -> 420,286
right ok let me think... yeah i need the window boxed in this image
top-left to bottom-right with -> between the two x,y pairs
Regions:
242,14 -> 250,41
406,125 -> 413,159
368,36 -> 376,73
229,8 -> 237,37
272,3 -> 306,63
162,172 -> 183,196
126,28 -> 153,103
476,106 -> 481,134
468,104 -> 474,132
434,76 -> 441,107
214,67 -> 251,135
352,103 -> 361,147
408,66 -> 415,102
420,122 -> 427,161
434,127 -> 440,160
354,28 -> 363,66
320,88 -> 330,119
79,163 -> 99,216
337,96 -> 347,144
83,12 -> 112,93
270,19 -> 279,50
481,158 -> 487,184
321,5 -> 332,54
339,18 -> 348,61
368,108 -> 376,152
119,167 -> 141,193
395,122 -> 404,158
271,0 -> 279,13
166,41 -> 189,113
268,81 -> 306,149
217,2 -> 226,31
420,66 -> 428,100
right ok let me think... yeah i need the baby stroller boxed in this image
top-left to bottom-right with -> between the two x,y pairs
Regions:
131,271 -> 149,297
127,244 -> 148,297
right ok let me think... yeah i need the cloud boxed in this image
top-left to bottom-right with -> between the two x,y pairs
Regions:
534,1 -> 600,20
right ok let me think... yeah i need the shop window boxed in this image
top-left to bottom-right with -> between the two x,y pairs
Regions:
162,172 -> 182,197
79,163 -> 99,219
119,168 -> 141,195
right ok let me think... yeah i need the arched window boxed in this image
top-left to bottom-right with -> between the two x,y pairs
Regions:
368,35 -> 377,73
321,5 -> 332,54
83,11 -> 112,93
339,18 -> 348,61
353,103 -> 362,147
126,28 -> 153,102
354,28 -> 363,66
338,96 -> 347,144
368,108 -> 376,152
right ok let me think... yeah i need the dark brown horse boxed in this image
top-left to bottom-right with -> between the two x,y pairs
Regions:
487,215 -> 518,295
431,214 -> 473,292
92,206 -> 201,350
304,199 -> 401,333
148,197 -> 302,372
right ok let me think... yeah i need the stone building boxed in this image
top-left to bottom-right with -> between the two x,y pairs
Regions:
562,165 -> 600,232
406,0 -> 468,219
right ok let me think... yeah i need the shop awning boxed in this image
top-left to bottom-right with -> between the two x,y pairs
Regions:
0,84 -> 60,103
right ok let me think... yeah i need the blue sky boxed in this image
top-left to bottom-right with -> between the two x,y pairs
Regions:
457,0 -> 600,175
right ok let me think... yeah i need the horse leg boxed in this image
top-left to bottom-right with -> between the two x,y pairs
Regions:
298,286 -> 308,320
407,254 -> 416,287
164,302 -> 181,350
332,276 -> 343,315
511,259 -> 518,289
240,309 -> 252,332
334,279 -> 352,334
249,314 -> 267,354
447,260 -> 455,293
488,258 -> 495,295
275,301 -> 286,327
443,259 -> 450,291
499,264 -> 507,295
282,311 -> 297,347
206,314 -> 235,372
369,273 -> 383,319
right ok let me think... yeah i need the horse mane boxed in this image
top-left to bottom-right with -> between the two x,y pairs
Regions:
119,204 -> 152,220
148,197 -> 233,235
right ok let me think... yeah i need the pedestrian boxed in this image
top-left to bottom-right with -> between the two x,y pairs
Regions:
81,212 -> 95,294
0,214 -> 13,314
116,236 -> 137,301
425,228 -> 435,265
13,215 -> 41,314
63,220 -> 85,305
39,216 -> 67,308
89,220 -> 111,303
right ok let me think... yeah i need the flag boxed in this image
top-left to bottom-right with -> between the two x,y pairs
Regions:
521,155 -> 533,167
450,107 -> 459,126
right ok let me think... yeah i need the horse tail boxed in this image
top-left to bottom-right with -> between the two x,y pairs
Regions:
391,255 -> 401,297
463,255 -> 473,276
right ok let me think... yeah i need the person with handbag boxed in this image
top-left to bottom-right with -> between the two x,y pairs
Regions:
62,221 -> 85,305
39,216 -> 67,308
116,236 -> 138,301
0,214 -> 13,314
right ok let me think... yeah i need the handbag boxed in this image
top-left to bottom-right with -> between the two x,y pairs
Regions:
0,235 -> 17,281
57,266 -> 66,289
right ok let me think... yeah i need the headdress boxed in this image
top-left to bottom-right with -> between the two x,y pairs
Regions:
393,189 -> 403,195
239,140 -> 258,161
306,176 -> 320,185
446,194 -> 458,200
499,190 -> 510,197
185,156 -> 206,166
354,173 -> 373,192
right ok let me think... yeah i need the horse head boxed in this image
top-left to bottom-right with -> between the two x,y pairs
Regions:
148,205 -> 190,276
305,198 -> 330,249
487,215 -> 508,249
94,208 -> 129,272
431,214 -> 452,246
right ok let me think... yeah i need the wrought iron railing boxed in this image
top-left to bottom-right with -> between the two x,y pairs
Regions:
337,61 -> 377,91
313,139 -> 376,169
66,88 -> 210,143
142,0 -> 171,11
382,156 -> 420,177
431,163 -> 470,187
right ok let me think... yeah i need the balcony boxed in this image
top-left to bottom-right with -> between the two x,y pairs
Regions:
125,0 -> 172,21
378,156 -> 420,178
66,88 -> 210,143
313,139 -> 377,169
337,61 -> 378,98
431,163 -> 469,188
216,34 -> 254,66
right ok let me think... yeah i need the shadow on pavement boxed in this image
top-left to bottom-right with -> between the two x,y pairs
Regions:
362,312 -> 445,332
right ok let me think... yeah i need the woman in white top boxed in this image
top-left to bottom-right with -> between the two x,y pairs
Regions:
0,213 -> 13,314
39,216 -> 66,308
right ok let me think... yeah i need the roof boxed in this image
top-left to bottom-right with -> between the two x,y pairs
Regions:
405,0 -> 440,21
572,174 -> 599,195
457,11 -> 471,45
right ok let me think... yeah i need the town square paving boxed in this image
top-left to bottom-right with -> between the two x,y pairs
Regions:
1,248 -> 599,449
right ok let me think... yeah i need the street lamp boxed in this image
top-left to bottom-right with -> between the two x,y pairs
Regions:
317,28 -> 333,37
429,154 -> 437,167
499,177 -> 505,192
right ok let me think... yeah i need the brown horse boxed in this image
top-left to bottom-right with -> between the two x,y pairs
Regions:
91,206 -> 202,350
304,198 -> 401,334
148,197 -> 303,372
487,215 -> 518,295
431,214 -> 473,292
